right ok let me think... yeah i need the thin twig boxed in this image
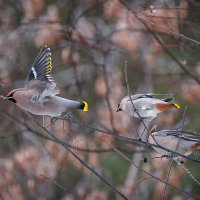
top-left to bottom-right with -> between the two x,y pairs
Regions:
162,105 -> 188,200
41,174 -> 80,199
119,0 -> 200,84
21,110 -> 129,200
102,139 -> 199,198
102,54 -> 117,132
2,110 -> 138,154
162,159 -> 173,200
59,115 -> 200,164
175,160 -> 200,186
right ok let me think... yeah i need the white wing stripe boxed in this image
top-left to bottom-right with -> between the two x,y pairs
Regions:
32,67 -> 37,79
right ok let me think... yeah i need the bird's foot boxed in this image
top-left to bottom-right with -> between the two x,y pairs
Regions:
42,116 -> 59,128
50,117 -> 59,124
64,112 -> 73,121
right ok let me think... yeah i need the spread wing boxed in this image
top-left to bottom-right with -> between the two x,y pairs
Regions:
25,45 -> 59,101
25,45 -> 55,86
27,80 -> 59,103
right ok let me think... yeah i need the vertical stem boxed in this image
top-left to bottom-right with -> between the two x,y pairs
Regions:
124,119 -> 151,197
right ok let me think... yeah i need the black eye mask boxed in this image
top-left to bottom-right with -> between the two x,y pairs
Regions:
8,98 -> 16,103
7,91 -> 15,98
116,104 -> 122,112
5,91 -> 17,103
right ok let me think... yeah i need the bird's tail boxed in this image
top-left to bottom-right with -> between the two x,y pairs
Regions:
172,103 -> 181,109
188,143 -> 200,152
78,101 -> 89,111
155,102 -> 180,111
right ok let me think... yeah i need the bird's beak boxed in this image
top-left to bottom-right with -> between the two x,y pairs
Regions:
116,107 -> 122,112
2,96 -> 16,103
0,95 -> 8,100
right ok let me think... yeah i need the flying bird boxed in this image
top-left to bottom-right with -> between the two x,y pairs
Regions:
116,94 -> 180,119
148,126 -> 200,160
3,45 -> 88,117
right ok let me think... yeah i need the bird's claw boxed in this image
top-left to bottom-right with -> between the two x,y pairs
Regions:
50,117 -> 58,124
64,112 -> 73,120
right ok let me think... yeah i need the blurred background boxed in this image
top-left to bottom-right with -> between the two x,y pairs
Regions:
0,0 -> 200,199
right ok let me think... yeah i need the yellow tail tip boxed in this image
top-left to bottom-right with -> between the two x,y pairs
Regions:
173,103 -> 180,109
82,101 -> 89,111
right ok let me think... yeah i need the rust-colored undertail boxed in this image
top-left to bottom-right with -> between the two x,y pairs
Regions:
188,143 -> 200,152
155,103 -> 180,111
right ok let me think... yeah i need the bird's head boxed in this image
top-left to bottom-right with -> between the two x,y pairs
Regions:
4,90 -> 17,103
116,103 -> 122,112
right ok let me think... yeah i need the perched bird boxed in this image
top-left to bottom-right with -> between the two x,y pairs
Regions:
3,45 -> 88,117
116,94 -> 180,119
148,126 -> 200,160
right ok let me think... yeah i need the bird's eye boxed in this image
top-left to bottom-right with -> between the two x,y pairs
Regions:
116,104 -> 122,112
7,91 -> 14,98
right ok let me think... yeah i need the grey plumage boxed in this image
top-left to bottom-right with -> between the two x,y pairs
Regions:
4,45 -> 88,116
116,94 -> 180,119
148,128 -> 200,158
25,45 -> 55,85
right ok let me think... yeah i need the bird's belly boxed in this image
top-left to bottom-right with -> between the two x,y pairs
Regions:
149,135 -> 188,156
133,109 -> 158,118
17,100 -> 63,117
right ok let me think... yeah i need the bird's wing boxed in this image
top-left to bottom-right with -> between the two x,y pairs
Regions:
25,80 -> 59,104
123,94 -> 152,103
25,45 -> 56,87
127,94 -> 174,101
161,97 -> 174,102
158,130 -> 200,143
138,94 -> 154,99
25,45 -> 60,99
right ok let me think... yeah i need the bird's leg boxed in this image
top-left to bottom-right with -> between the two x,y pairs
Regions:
43,116 -> 45,127
50,117 -> 58,125
63,112 -> 72,137
64,112 -> 73,120
60,117 -> 68,133
42,116 -> 58,128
